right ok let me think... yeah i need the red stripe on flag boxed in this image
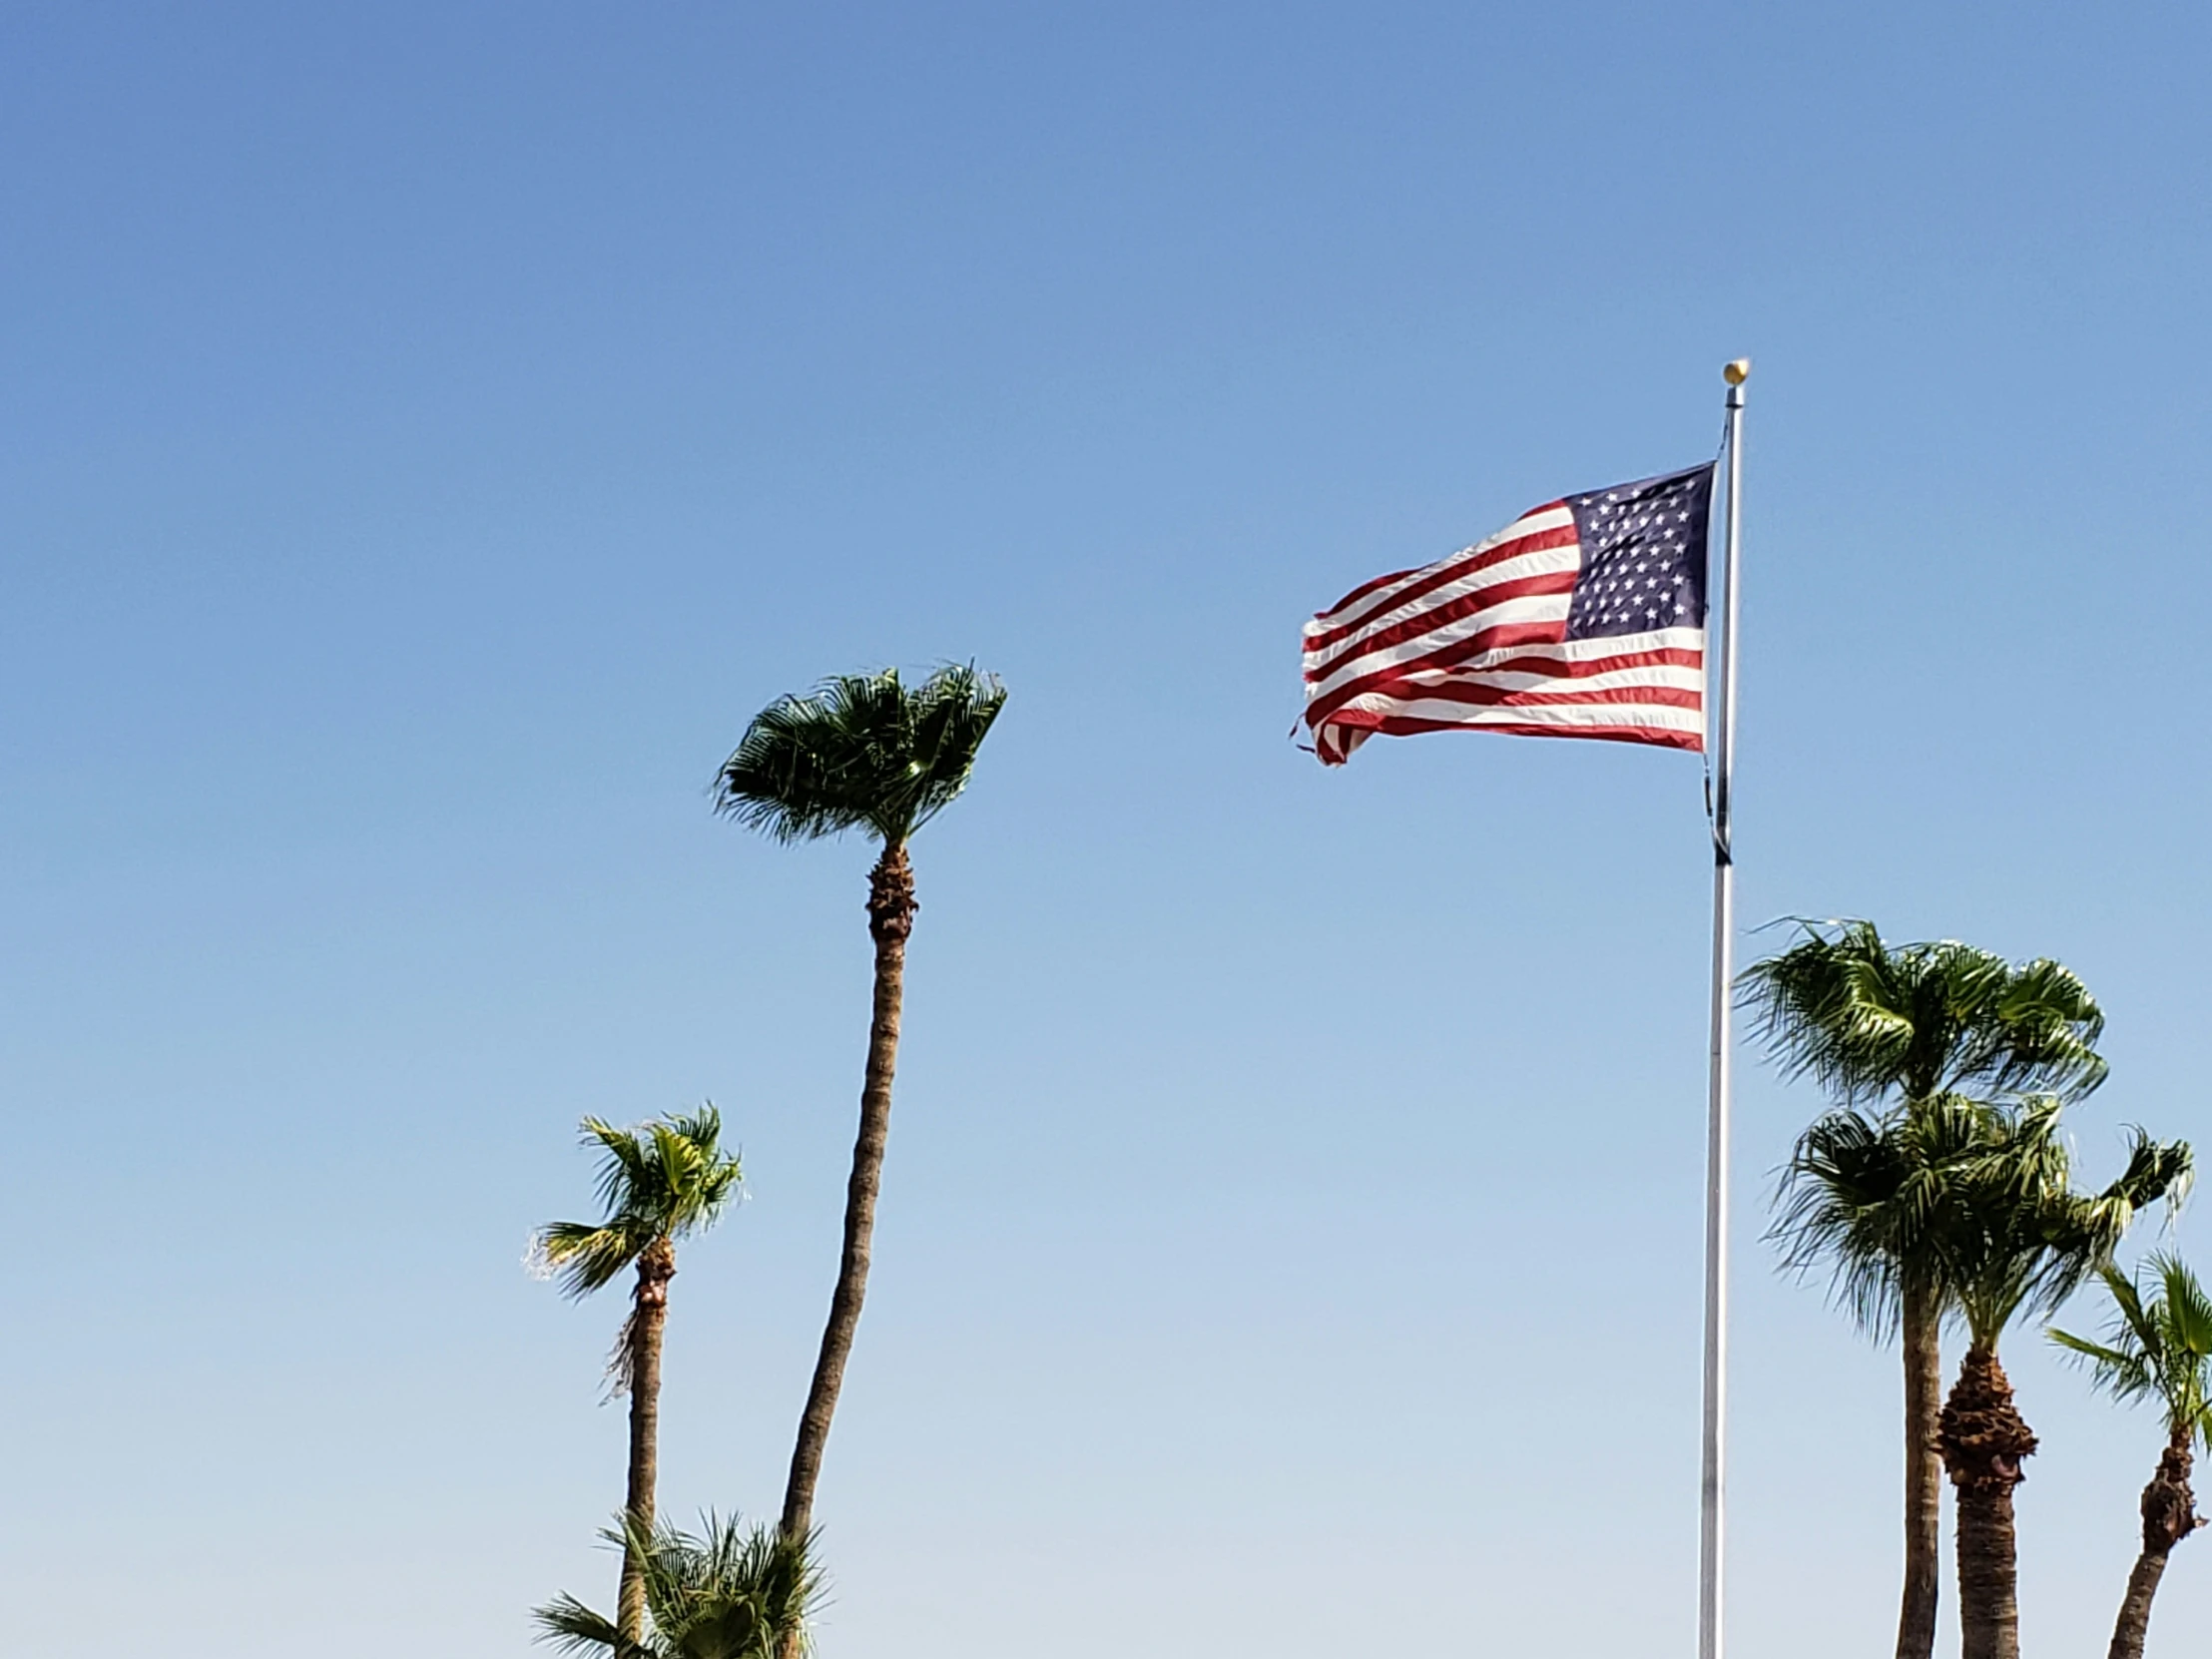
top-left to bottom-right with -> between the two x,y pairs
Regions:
1342,713 -> 1703,753
1303,515 -> 1575,652
1301,619 -> 1580,729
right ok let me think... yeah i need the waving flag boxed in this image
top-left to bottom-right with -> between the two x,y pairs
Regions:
1302,462 -> 1715,765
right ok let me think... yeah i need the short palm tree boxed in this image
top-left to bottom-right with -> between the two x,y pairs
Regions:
1933,1102 -> 2189,1659
535,1512 -> 825,1659
1746,920 -> 2109,1659
714,665 -> 1005,1551
535,1108 -> 744,1648
2052,1254 -> 2212,1659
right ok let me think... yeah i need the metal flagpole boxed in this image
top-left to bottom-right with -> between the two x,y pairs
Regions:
1699,357 -> 1749,1659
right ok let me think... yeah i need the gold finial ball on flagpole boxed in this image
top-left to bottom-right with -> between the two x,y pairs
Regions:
1723,358 -> 1752,385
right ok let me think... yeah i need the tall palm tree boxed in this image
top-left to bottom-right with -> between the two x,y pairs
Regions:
536,1108 -> 745,1649
1746,920 -> 2110,1659
713,665 -> 1005,1551
535,1512 -> 825,1659
1934,1102 -> 2189,1659
2052,1254 -> 2212,1659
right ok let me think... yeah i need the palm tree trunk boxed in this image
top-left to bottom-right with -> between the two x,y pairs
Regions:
620,1238 -> 678,1648
1939,1347 -> 2037,1659
2108,1552 -> 2171,1659
780,841 -> 914,1540
1897,1280 -> 1943,1659
2105,1430 -> 2199,1659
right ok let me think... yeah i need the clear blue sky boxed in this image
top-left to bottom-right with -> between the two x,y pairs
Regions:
4,4 -> 2208,1655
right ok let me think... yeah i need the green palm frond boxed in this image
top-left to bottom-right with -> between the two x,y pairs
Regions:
1985,957 -> 2108,1094
537,1218 -> 660,1297
2049,1326 -> 2152,1389
533,1106 -> 745,1301
536,1514 -> 826,1659
2163,1254 -> 2212,1362
2052,1251 -> 2212,1446
2107,1264 -> 2155,1349
661,1106 -> 726,1153
1940,1105 -> 2189,1349
1769,1094 -> 2008,1338
1741,920 -> 2107,1109
713,664 -> 1006,849
2106,1131 -> 2197,1224
532,1592 -> 646,1658
584,1117 -> 658,1214
1771,1106 -> 1910,1334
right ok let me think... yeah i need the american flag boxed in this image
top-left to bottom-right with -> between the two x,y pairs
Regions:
1302,463 -> 1715,766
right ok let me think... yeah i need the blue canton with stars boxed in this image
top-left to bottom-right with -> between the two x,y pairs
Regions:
1562,463 -> 1714,640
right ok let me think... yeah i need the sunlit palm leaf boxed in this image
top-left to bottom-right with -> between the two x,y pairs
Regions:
2053,1251 -> 2212,1445
535,1108 -> 744,1298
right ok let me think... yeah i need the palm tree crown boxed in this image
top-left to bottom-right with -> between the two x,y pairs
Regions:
2054,1254 -> 2212,1445
535,1109 -> 745,1301
1939,1100 -> 2191,1351
1771,1095 -> 2187,1343
1773,1093 -> 2002,1338
1742,920 -> 2108,1109
536,1513 -> 825,1659
712,665 -> 1006,849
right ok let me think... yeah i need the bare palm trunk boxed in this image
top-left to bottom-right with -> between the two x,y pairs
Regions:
1897,1280 -> 1943,1659
620,1238 -> 677,1648
1939,1347 -> 2037,1659
781,841 -> 913,1540
2105,1430 -> 2199,1659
